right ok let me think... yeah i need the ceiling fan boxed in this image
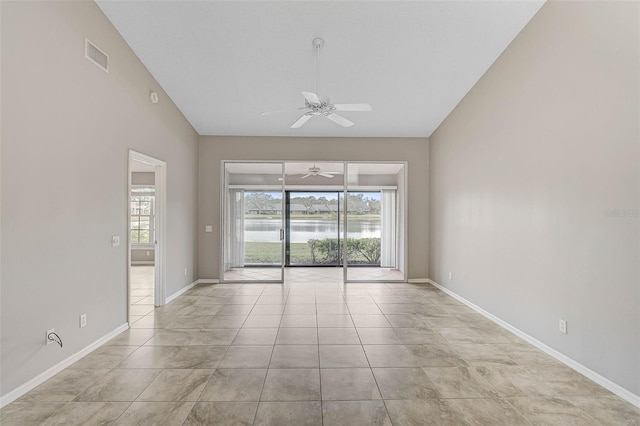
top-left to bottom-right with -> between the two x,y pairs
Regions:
263,38 -> 372,129
299,163 -> 342,179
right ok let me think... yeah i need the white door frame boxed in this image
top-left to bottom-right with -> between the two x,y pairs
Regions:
219,160 -> 286,283
128,150 -> 167,324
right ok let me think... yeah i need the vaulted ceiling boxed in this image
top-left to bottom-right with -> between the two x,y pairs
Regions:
97,1 -> 544,137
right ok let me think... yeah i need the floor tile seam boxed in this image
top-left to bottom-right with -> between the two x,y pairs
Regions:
258,397 -> 323,402
384,396 -> 520,426
485,396 -> 538,426
101,367 -> 162,406
318,396 -> 384,402
502,394 -> 616,424
3,400 -> 65,425
186,367 -> 217,406
315,312 -> 323,426
113,344 -> 151,371
255,345 -> 277,404
95,400 -> 135,425
248,396 -> 260,426
359,354 -> 387,410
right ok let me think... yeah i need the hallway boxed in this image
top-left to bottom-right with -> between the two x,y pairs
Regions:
130,266 -> 155,322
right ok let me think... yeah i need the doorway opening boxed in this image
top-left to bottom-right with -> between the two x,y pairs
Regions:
128,150 -> 166,325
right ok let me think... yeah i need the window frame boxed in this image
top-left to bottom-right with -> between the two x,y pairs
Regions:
130,185 -> 156,247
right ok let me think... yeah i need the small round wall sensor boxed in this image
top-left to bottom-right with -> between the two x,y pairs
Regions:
150,91 -> 159,104
312,38 -> 324,49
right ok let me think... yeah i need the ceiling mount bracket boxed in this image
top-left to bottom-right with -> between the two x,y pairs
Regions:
312,38 -> 324,49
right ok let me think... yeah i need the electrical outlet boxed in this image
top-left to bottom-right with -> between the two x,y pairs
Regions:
205,225 -> 213,233
449,272 -> 453,280
112,235 -> 120,247
559,318 -> 567,334
46,328 -> 55,345
80,313 -> 87,328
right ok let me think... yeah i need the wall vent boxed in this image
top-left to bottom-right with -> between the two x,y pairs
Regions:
84,38 -> 109,73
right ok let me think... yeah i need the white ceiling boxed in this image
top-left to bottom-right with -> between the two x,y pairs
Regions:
97,0 -> 544,138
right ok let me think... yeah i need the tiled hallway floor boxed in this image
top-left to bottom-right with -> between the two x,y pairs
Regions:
130,266 -> 155,322
2,281 -> 639,425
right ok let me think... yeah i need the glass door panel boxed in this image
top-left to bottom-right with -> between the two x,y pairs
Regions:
283,162 -> 345,272
222,162 -> 284,282
346,163 -> 406,282
286,191 -> 341,266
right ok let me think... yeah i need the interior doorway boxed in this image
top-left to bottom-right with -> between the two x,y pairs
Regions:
128,150 -> 166,324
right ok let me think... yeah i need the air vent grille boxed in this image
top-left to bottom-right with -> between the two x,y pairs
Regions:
84,38 -> 109,73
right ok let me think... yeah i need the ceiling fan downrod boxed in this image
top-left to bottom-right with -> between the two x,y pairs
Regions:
312,38 -> 324,98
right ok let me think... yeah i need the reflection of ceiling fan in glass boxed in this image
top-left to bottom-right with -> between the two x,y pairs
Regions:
298,163 -> 342,179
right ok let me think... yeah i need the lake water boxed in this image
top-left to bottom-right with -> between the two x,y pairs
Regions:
245,218 -> 380,243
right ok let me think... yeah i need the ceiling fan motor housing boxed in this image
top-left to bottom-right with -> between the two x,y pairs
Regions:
288,38 -> 370,129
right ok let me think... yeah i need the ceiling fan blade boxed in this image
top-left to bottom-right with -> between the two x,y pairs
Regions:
333,103 -> 372,112
300,174 -> 312,179
325,113 -> 354,128
302,91 -> 321,104
260,109 -> 285,116
290,114 -> 312,129
318,173 -> 335,178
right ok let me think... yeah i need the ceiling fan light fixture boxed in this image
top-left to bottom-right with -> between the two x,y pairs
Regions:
286,38 -> 371,129
312,37 -> 324,49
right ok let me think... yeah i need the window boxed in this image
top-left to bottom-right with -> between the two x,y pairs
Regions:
131,187 -> 155,245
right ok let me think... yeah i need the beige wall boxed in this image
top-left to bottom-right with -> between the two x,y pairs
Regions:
131,248 -> 155,263
1,1 -> 199,398
131,172 -> 155,186
198,136 -> 428,279
429,1 -> 639,396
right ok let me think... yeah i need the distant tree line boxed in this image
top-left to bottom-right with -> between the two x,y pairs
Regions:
244,192 -> 381,215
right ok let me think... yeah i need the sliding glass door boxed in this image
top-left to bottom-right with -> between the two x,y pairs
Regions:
222,162 -> 284,282
220,161 -> 406,283
285,191 -> 342,266
345,163 -> 406,282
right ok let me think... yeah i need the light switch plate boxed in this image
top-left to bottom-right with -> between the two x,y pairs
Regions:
559,319 -> 567,334
112,236 -> 120,247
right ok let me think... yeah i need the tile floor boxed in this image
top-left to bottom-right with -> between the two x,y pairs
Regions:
2,279 -> 639,425
224,266 -> 405,282
129,266 -> 155,324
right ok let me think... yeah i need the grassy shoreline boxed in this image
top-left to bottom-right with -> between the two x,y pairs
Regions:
244,241 -> 374,264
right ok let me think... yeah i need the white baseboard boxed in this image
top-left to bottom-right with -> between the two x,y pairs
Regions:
427,279 -> 640,409
0,323 -> 129,409
408,278 -> 430,284
164,280 -> 199,304
164,279 -> 221,304
131,261 -> 154,265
